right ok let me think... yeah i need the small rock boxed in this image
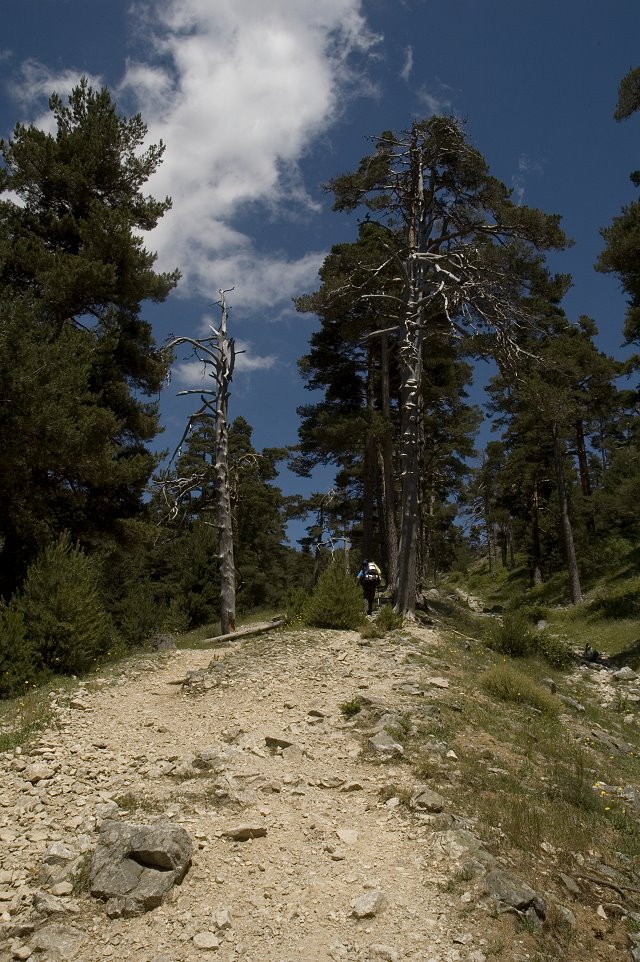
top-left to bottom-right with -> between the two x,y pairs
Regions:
337,829 -> 359,846
613,667 -> 638,681
193,931 -> 221,950
264,735 -> 294,750
351,890 -> 385,918
221,825 -> 267,841
214,907 -> 232,930
51,882 -> 73,897
426,676 -> 450,689
368,732 -> 404,756
12,946 -> 33,961
341,781 -> 364,792
412,789 -> 446,813
368,944 -> 398,961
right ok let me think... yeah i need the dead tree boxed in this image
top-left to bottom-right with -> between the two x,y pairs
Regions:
159,288 -> 237,634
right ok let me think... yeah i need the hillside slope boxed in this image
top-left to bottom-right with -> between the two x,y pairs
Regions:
1,617 -> 639,961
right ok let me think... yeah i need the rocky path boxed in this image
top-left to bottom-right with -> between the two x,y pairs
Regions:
0,625 -> 498,962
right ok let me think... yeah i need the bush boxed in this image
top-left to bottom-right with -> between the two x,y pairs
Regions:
536,631 -> 573,669
481,663 -> 561,715
303,564 -> 364,630
0,604 -> 37,698
15,533 -> 113,675
485,611 -> 537,658
374,605 -> 404,632
286,587 -> 310,625
485,610 -> 572,668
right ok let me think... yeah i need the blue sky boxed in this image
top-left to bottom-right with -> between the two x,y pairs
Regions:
1,0 -> 639,539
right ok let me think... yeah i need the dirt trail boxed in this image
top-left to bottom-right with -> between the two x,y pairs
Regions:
0,625 -> 497,962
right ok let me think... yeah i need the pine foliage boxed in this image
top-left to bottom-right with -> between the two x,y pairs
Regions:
303,564 -> 365,630
15,533 -> 113,675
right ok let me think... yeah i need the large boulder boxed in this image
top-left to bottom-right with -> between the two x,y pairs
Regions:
89,820 -> 193,917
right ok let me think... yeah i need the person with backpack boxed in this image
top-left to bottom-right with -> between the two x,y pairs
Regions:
357,559 -> 382,615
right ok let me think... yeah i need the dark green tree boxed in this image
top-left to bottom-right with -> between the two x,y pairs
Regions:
326,116 -> 569,615
0,79 -> 179,594
597,65 -> 640,345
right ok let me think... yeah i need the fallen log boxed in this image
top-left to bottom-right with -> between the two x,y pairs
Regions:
200,616 -> 285,646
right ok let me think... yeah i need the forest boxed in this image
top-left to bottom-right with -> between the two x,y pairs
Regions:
0,68 -> 639,696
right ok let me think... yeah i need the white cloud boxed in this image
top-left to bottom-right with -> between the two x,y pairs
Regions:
8,59 -> 102,129
118,0 -> 379,307
511,153 -> 545,205
172,337 -> 277,388
416,83 -> 453,116
401,45 -> 413,82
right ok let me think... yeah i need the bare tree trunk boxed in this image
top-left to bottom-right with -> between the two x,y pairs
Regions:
212,292 -> 236,633
552,421 -> 583,605
395,301 -> 423,618
395,139 -> 425,619
379,332 -> 399,590
363,348 -> 377,560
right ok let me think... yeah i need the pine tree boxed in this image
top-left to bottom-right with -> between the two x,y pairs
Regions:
325,116 -> 569,615
0,79 -> 178,594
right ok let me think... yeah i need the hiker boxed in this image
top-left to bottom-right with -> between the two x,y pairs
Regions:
357,559 -> 382,615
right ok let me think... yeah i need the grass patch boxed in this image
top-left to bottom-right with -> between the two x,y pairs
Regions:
339,698 -> 364,718
481,663 -> 562,715
112,792 -> 163,814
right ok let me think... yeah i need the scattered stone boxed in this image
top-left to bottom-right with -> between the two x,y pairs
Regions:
28,924 -> 85,960
484,869 -> 545,919
213,907 -> 232,930
368,732 -> 404,756
351,890 -> 385,918
613,667 -> 638,681
368,944 -> 399,961
221,824 -> 267,841
318,777 -> 345,789
23,764 -> 53,785
193,931 -> 221,950
264,735 -> 294,750
336,829 -> 359,846
426,676 -> 450,689
341,781 -> 364,792
412,789 -> 446,813
558,872 -> 581,896
32,891 -> 75,917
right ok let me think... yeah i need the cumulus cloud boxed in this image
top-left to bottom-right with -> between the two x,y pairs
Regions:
118,0 -> 379,307
5,1 -> 378,316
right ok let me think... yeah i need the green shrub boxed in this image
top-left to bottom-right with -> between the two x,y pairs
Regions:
0,604 -> 37,698
485,611 -> 572,668
481,663 -> 561,715
303,564 -> 364,630
15,533 -> 113,675
536,631 -> 573,668
374,605 -> 404,632
286,587 -> 310,625
485,611 -> 537,658
339,698 -> 363,718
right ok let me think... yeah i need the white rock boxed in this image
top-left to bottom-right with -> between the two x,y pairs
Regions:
193,932 -> 221,950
